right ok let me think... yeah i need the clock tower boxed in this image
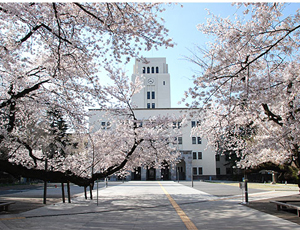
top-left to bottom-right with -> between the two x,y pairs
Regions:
131,57 -> 171,109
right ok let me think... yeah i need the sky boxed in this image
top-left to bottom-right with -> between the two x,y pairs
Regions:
121,2 -> 300,108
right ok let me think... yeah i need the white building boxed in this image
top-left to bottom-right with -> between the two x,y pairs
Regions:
89,57 -> 218,181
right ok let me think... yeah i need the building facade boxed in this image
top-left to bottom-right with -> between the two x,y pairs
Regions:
89,58 -> 230,181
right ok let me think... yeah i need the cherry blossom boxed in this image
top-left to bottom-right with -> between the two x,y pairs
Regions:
186,3 -> 300,178
0,3 -> 175,186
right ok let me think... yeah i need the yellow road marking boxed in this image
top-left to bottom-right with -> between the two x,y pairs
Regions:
0,216 -> 26,221
158,182 -> 198,230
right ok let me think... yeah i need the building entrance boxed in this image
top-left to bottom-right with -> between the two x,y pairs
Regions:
176,160 -> 186,180
147,168 -> 156,180
161,167 -> 170,180
132,167 -> 141,180
161,161 -> 170,180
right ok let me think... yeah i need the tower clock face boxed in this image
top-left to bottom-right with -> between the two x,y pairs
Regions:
147,78 -> 154,85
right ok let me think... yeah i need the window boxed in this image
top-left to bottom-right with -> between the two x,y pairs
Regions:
178,137 -> 182,145
191,121 -> 200,127
101,121 -> 110,130
152,103 -> 155,108
193,167 -> 197,175
147,67 -> 150,73
193,152 -> 197,159
197,137 -> 202,144
152,67 -> 154,73
216,168 -> 220,175
147,91 -> 150,99
142,67 -> 145,74
192,137 -> 196,144
147,103 -> 150,109
198,167 -> 203,175
152,91 -> 155,99
216,155 -> 220,161
198,152 -> 202,160
156,67 -> 159,73
173,122 -> 182,129
163,81 -> 165,85
191,121 -> 196,128
173,122 -> 177,129
192,137 -> 201,144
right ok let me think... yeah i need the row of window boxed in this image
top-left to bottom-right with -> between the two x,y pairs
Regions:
191,121 -> 201,128
147,103 -> 155,109
101,121 -> 111,129
192,167 -> 233,176
147,91 -> 155,100
192,137 -> 202,144
143,66 -> 159,74
174,137 -> 201,145
100,120 -> 202,144
193,152 -> 202,160
193,167 -> 203,175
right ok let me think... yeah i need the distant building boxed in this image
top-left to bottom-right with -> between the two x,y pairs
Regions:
89,57 -> 230,181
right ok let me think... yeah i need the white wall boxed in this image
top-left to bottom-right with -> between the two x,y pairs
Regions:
88,108 -> 217,178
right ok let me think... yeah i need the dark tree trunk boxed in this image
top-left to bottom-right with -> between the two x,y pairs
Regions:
43,159 -> 48,204
67,181 -> 71,203
84,186 -> 87,200
61,183 -> 65,203
89,183 -> 93,200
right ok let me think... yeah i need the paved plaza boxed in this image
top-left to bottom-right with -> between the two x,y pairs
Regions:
0,181 -> 300,230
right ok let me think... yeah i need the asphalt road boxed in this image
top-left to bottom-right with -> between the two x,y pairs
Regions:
179,181 -> 265,197
1,181 -> 299,230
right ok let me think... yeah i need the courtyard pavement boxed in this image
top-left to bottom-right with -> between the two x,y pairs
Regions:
0,181 -> 300,230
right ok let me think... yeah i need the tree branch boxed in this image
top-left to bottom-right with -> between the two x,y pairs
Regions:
262,103 -> 283,126
0,79 -> 50,109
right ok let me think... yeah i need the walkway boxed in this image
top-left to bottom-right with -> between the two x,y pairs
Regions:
0,181 -> 299,229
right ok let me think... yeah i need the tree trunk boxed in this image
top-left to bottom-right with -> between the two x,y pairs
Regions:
84,186 -> 87,199
43,159 -> 48,204
89,183 -> 93,200
67,181 -> 71,203
61,183 -> 65,203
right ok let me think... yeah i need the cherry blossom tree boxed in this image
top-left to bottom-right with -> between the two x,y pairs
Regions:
88,69 -> 182,182
185,3 -> 300,181
0,2 -> 174,186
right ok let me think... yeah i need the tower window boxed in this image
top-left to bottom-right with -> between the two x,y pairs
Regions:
147,91 -> 150,99
193,152 -> 197,159
147,67 -> 150,73
192,137 -> 196,144
152,67 -> 154,73
152,103 -> 155,108
197,137 -> 202,144
142,67 -> 145,74
163,81 -> 165,85
152,91 -> 155,99
191,121 -> 196,128
198,152 -> 202,159
156,67 -> 159,73
147,103 -> 150,109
